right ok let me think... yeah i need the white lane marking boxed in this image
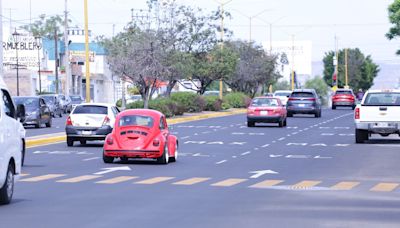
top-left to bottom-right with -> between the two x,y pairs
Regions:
269,154 -> 283,158
249,170 -> 278,178
83,157 -> 100,161
230,142 -> 247,145
207,141 -> 224,145
249,133 -> 265,136
232,156 -> 237,158
184,141 -> 206,144
334,144 -> 350,147
335,127 -> 350,129
180,136 -> 190,139
241,151 -> 251,156
254,148 -> 259,150
232,132 -> 245,135
304,128 -> 309,131
320,127 -> 330,129
287,143 -> 308,146
311,143 -> 327,147
321,133 -> 335,136
261,144 -> 270,148
278,137 -> 285,141
193,153 -> 210,157
272,141 -> 277,143
338,133 -> 355,136
201,131 -> 211,134
287,134 -> 291,137
314,155 -> 332,159
216,160 -> 227,165
292,132 -> 299,135
286,155 -> 310,159
93,166 -> 131,175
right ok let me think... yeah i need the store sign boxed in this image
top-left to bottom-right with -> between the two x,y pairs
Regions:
69,50 -> 96,63
2,35 -> 41,69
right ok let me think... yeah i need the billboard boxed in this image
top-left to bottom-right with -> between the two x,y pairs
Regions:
2,34 -> 41,69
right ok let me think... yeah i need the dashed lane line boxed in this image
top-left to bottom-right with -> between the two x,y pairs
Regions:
96,176 -> 139,184
211,178 -> 247,187
135,177 -> 175,185
370,183 -> 399,192
331,181 -> 360,190
19,174 -> 66,182
57,175 -> 102,183
172,177 -> 210,186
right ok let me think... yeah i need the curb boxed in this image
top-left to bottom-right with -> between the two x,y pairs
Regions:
26,109 -> 246,148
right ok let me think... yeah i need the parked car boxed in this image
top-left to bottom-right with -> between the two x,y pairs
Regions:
65,103 -> 120,146
69,95 -> 84,111
0,76 -> 26,204
103,109 -> 178,164
332,89 -> 356,110
286,89 -> 322,118
57,94 -> 68,113
354,89 -> 400,143
273,90 -> 292,106
40,95 -> 63,118
13,96 -> 52,128
247,97 -> 287,127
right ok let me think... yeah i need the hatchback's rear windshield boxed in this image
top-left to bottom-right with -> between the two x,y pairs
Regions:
73,105 -> 108,114
364,93 -> 400,106
336,90 -> 352,95
119,115 -> 154,127
291,92 -> 314,98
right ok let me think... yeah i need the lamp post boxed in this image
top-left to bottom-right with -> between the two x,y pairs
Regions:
12,29 -> 20,96
35,36 -> 42,94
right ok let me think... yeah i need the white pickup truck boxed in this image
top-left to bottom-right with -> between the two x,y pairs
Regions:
354,89 -> 400,143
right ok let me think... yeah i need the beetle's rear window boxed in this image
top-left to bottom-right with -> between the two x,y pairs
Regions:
119,115 -> 154,127
73,105 -> 108,114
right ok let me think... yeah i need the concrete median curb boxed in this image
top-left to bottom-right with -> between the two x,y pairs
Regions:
26,108 -> 246,148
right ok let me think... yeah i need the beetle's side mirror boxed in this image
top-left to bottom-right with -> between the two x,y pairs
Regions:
16,104 -> 26,123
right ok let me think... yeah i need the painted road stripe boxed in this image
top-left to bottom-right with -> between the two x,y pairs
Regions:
173,177 -> 210,185
83,157 -> 100,161
249,180 -> 284,188
20,173 -> 30,177
331,181 -> 360,190
135,177 -> 175,184
211,178 -> 247,187
261,144 -> 270,148
241,151 -> 251,156
292,180 -> 321,188
57,175 -> 102,183
216,160 -> 227,165
20,174 -> 66,182
96,176 -> 138,184
370,183 -> 399,192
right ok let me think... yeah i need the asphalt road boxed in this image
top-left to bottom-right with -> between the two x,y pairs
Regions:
2,108 -> 400,228
25,115 -> 67,138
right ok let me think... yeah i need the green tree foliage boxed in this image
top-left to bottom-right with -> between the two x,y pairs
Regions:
387,0 -> 400,54
22,14 -> 66,38
304,76 -> 329,105
272,80 -> 290,91
322,48 -> 379,91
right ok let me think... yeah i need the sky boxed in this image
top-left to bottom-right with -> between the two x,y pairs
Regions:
2,0 -> 400,63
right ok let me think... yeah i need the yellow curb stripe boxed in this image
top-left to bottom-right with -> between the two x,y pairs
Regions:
19,174 -> 66,182
57,175 -> 102,183
292,180 -> 321,188
249,180 -> 284,188
26,135 -> 66,148
172,177 -> 210,185
211,178 -> 247,187
331,181 -> 360,190
167,109 -> 246,125
135,177 -> 175,185
370,183 -> 399,192
96,176 -> 138,184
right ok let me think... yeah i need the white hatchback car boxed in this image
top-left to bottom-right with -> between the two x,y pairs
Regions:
273,90 -> 292,106
65,103 -> 120,146
0,77 -> 26,204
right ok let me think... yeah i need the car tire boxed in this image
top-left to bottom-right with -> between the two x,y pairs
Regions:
21,140 -> 26,167
120,157 -> 129,163
247,121 -> 255,127
355,129 -> 368,143
103,152 -> 114,163
169,143 -> 178,163
0,163 -> 14,205
80,140 -> 87,145
157,145 -> 169,164
332,105 -> 336,110
278,119 -> 284,127
283,118 -> 287,127
46,118 -> 52,128
67,137 -> 74,147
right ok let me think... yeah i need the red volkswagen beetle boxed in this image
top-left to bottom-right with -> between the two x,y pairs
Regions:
247,97 -> 287,127
103,109 -> 178,164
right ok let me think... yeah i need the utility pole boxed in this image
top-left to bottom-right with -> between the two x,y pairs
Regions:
84,0 -> 91,102
64,0 -> 71,96
55,28 -> 59,94
345,48 -> 348,88
334,35 -> 339,89
291,34 -> 295,91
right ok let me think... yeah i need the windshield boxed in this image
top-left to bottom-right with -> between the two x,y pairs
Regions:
363,92 -> 400,106
73,105 -> 108,114
291,92 -> 314,98
274,92 -> 291,97
119,115 -> 154,127
251,98 -> 279,107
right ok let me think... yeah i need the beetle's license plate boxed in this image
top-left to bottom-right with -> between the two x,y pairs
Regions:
81,130 -> 92,135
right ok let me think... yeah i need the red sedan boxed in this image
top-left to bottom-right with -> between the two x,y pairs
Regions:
103,109 -> 178,164
247,97 -> 287,127
332,89 -> 356,110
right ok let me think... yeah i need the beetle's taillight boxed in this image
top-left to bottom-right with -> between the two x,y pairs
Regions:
153,138 -> 160,147
66,116 -> 72,126
106,136 -> 114,145
355,107 -> 360,119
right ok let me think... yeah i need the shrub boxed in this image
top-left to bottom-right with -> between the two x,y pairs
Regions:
126,101 -> 144,109
221,101 -> 231,110
204,96 -> 223,111
170,92 -> 203,113
223,92 -> 249,108
148,99 -> 174,117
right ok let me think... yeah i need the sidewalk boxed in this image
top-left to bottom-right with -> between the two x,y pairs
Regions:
26,108 -> 246,148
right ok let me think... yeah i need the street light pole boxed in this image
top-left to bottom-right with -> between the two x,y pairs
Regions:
35,36 -> 42,94
84,0 -> 91,102
12,29 -> 20,96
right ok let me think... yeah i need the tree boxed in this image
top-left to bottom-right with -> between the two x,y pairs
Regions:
272,80 -> 290,91
304,76 -> 329,105
386,0 -> 400,54
322,48 -> 379,91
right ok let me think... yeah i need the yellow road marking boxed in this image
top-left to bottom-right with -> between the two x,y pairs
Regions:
249,180 -> 284,188
331,181 -> 360,190
57,175 -> 102,183
211,178 -> 247,187
96,176 -> 139,184
292,180 -> 321,188
370,183 -> 399,192
172,177 -> 210,185
19,174 -> 66,182
135,177 -> 174,185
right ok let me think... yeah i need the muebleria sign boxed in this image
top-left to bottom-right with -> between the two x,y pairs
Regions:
3,35 -> 41,69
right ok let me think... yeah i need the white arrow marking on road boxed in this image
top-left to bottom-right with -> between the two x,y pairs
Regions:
269,154 -> 283,158
94,166 -> 131,175
249,170 -> 278,179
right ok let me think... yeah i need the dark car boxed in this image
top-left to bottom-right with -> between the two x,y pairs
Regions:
40,95 -> 63,118
332,89 -> 356,110
13,96 -> 52,128
286,89 -> 322,118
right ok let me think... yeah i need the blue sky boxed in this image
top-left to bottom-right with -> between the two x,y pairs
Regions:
2,0 -> 399,62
